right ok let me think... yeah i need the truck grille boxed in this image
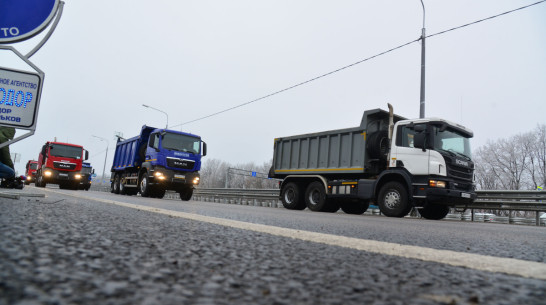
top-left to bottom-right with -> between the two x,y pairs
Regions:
53,161 -> 76,170
166,157 -> 195,170
446,163 -> 473,182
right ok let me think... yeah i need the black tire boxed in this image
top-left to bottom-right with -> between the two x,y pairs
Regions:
366,130 -> 389,160
113,174 -> 121,194
305,181 -> 327,212
419,204 -> 450,220
139,172 -> 151,197
152,189 -> 166,199
340,199 -> 370,215
377,181 -> 411,217
35,174 -> 45,188
280,182 -> 305,210
179,187 -> 193,201
119,175 -> 127,195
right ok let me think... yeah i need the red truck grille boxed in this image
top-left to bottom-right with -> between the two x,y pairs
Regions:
53,161 -> 76,170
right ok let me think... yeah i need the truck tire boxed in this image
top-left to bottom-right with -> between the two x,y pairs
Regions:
113,174 -> 121,194
340,199 -> 369,215
280,182 -> 305,210
35,174 -> 45,188
119,175 -> 127,195
305,181 -> 328,212
179,187 -> 193,201
367,130 -> 389,160
377,181 -> 411,217
152,189 -> 166,199
139,172 -> 151,197
419,204 -> 450,220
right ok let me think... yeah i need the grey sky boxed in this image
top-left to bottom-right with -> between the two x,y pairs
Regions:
2,0 -> 545,177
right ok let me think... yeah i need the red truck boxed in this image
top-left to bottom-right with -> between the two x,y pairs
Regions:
34,141 -> 89,189
24,160 -> 38,185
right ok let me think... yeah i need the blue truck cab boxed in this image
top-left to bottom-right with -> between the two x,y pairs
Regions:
110,125 -> 207,200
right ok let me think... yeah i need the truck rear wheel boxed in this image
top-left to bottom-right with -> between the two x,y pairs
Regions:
113,174 -> 121,194
377,181 -> 411,217
340,199 -> 369,215
305,181 -> 327,212
419,204 -> 450,220
281,182 -> 305,210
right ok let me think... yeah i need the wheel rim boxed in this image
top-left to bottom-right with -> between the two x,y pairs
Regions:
384,190 -> 401,209
284,188 -> 295,203
140,176 -> 147,193
308,189 -> 320,206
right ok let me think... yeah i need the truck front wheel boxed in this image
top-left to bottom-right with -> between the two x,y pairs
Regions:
280,182 -> 305,210
139,172 -> 151,197
419,204 -> 450,220
179,187 -> 193,201
305,181 -> 327,212
377,182 -> 411,217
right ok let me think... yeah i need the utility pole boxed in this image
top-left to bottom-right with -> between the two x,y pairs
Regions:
419,0 -> 426,119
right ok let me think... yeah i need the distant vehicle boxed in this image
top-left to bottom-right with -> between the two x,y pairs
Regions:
78,162 -> 93,191
269,104 -> 476,220
110,125 -> 206,200
35,141 -> 89,190
24,160 -> 38,185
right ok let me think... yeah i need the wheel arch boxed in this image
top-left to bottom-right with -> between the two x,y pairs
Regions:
281,175 -> 328,194
374,169 -> 413,205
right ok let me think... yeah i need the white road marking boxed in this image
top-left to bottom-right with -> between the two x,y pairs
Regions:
44,189 -> 546,280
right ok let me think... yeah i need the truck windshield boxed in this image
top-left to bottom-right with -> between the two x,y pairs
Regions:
29,163 -> 38,170
432,127 -> 472,159
50,144 -> 83,159
161,133 -> 200,154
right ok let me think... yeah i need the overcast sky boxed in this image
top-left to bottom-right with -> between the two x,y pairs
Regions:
1,0 -> 545,177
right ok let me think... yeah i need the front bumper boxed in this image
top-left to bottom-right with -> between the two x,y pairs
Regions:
42,168 -> 83,184
148,168 -> 200,190
425,187 -> 477,205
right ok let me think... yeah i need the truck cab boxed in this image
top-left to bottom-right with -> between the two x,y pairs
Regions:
24,160 -> 38,185
35,141 -> 89,189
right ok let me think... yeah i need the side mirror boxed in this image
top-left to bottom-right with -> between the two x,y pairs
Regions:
84,150 -> 89,160
41,145 -> 47,156
414,133 -> 426,151
202,142 -> 207,156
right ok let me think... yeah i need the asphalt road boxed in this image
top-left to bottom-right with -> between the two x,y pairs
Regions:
1,186 -> 545,305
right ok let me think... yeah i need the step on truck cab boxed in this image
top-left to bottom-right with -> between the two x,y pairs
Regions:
24,160 -> 38,185
110,125 -> 206,200
269,104 -> 476,220
35,141 -> 89,189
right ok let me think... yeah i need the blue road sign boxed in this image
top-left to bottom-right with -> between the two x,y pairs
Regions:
0,0 -> 60,43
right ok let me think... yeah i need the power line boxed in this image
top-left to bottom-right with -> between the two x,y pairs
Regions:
172,1 -> 545,128
427,0 -> 545,39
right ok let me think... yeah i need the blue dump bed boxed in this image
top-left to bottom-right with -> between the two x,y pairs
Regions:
111,126 -> 155,171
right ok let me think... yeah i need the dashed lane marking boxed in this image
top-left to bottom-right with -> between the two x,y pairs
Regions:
43,188 -> 546,280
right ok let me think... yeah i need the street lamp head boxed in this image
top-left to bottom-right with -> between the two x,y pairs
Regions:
142,104 -> 150,108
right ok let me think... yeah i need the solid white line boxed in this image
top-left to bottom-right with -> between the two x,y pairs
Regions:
44,189 -> 546,280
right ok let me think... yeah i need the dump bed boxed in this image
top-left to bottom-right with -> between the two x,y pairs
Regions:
111,126 -> 155,171
271,108 -> 406,177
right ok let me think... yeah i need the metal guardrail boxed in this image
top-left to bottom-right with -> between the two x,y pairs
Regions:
90,185 -> 546,226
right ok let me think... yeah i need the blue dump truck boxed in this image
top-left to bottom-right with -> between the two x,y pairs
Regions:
110,125 -> 206,200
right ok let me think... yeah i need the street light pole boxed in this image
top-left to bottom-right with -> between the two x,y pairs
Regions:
92,135 -> 109,185
419,0 -> 426,119
142,104 -> 168,129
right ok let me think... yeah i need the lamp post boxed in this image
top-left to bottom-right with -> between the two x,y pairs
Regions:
92,135 -> 109,185
142,104 -> 168,129
419,0 -> 426,119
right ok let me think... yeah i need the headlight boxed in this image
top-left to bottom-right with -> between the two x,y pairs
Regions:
192,177 -> 200,185
429,180 -> 446,188
154,171 -> 166,180
75,174 -> 82,179
44,171 -> 52,177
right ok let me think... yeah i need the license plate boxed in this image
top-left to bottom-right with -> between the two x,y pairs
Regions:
59,173 -> 68,177
461,192 -> 471,198
174,174 -> 185,179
